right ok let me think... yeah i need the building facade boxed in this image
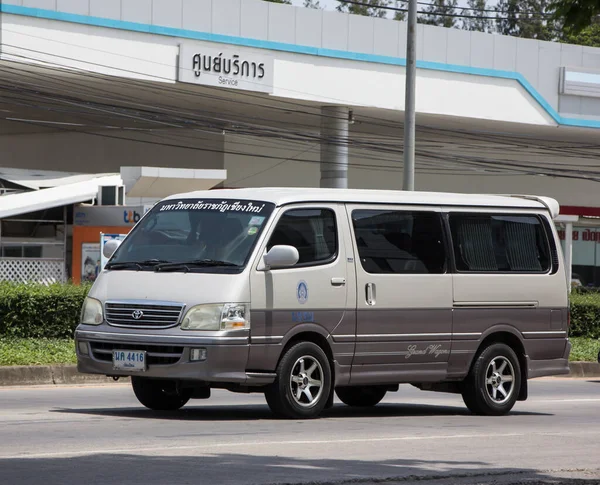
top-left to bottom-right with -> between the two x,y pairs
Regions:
1,0 -> 600,284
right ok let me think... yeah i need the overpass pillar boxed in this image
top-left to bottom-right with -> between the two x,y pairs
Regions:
320,106 -> 349,189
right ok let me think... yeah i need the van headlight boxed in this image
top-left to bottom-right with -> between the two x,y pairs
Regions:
181,303 -> 250,331
81,297 -> 103,325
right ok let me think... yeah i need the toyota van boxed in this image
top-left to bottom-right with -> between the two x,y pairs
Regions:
75,188 -> 571,419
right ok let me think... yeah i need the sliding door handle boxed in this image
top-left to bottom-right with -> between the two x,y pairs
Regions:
331,277 -> 346,287
366,283 -> 376,306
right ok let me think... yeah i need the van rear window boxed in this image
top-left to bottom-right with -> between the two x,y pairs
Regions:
449,214 -> 551,273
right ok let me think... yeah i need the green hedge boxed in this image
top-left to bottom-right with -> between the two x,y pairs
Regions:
570,291 -> 600,339
0,282 -> 91,339
0,282 -> 599,340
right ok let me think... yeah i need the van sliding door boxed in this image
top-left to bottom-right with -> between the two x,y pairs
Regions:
345,204 -> 452,385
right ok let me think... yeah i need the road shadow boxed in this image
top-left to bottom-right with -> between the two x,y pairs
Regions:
52,402 -> 552,422
0,452 -> 597,485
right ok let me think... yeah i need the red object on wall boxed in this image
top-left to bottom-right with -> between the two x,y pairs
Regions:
560,206 -> 600,217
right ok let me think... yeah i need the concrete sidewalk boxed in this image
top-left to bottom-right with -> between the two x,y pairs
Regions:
0,362 -> 599,387
0,365 -> 131,387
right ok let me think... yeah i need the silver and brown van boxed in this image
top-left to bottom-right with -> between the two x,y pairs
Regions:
75,188 -> 571,419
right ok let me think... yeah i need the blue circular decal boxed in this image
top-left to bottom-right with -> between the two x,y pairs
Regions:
297,281 -> 308,305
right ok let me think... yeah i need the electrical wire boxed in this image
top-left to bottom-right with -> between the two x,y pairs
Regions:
338,0 -> 555,19
0,29 -> 571,140
1,38 -> 600,183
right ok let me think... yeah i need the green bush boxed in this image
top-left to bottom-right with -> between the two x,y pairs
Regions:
0,282 -> 599,340
570,292 -> 600,339
0,282 -> 91,339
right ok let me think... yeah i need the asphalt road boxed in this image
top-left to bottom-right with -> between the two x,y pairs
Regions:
1,378 -> 599,485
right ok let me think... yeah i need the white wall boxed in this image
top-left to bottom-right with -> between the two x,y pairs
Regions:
274,57 -> 553,126
1,13 -> 556,127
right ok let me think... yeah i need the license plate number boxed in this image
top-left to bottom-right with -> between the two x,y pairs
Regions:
112,350 -> 147,371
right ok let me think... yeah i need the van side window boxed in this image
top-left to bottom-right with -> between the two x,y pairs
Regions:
267,209 -> 337,266
351,210 -> 446,274
449,214 -> 551,273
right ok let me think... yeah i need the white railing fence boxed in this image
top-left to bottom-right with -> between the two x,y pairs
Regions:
0,258 -> 66,285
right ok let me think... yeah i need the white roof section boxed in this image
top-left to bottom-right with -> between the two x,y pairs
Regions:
0,167 -> 119,190
163,187 -> 560,216
120,166 -> 227,198
0,174 -> 122,219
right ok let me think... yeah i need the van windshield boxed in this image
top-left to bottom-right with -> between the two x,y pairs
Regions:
107,198 -> 275,273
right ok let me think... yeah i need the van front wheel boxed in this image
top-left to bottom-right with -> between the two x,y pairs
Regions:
461,343 -> 521,416
131,377 -> 192,411
265,342 -> 332,419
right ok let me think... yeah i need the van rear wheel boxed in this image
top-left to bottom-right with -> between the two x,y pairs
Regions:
131,377 -> 192,411
461,343 -> 521,416
336,386 -> 387,407
265,341 -> 332,419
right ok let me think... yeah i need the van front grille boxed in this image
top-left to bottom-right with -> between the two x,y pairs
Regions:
105,302 -> 185,328
90,341 -> 184,366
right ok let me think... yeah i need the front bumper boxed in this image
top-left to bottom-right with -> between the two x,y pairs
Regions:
74,328 -> 275,386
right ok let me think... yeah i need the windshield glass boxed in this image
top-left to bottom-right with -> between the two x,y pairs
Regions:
109,198 -> 275,272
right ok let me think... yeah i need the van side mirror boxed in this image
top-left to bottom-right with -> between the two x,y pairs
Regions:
103,239 -> 121,259
262,245 -> 299,270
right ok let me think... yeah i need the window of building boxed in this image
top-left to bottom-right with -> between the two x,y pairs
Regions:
267,209 -> 337,266
1,245 -> 43,258
449,214 -> 551,273
351,210 -> 446,274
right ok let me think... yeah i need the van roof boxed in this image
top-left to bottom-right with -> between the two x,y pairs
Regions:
163,188 -> 560,218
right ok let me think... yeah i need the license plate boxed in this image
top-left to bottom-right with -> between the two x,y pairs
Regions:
112,350 -> 147,371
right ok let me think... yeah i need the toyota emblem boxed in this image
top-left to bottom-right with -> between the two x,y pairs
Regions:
132,310 -> 144,320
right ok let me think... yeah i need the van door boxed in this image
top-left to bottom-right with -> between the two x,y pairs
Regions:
247,203 -> 356,378
345,204 -> 453,384
446,209 -> 566,366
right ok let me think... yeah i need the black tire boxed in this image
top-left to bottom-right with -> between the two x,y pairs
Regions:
335,386 -> 387,407
461,343 -> 522,416
131,377 -> 192,411
265,341 -> 332,419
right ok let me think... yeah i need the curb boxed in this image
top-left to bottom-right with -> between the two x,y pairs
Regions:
0,363 -> 599,387
566,361 -> 600,378
0,365 -> 130,387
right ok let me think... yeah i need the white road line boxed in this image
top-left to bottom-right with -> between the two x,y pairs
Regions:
2,430 -> 600,460
0,433 -> 526,459
532,398 -> 600,403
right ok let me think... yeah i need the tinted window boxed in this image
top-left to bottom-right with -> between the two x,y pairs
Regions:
267,209 -> 337,266
449,214 -> 550,272
352,210 -> 446,274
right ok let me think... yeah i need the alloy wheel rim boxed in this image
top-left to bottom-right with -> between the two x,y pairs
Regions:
289,356 -> 324,408
485,356 -> 515,405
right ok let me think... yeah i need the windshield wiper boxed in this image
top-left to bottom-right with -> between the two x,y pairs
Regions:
155,259 -> 240,272
105,259 -> 168,271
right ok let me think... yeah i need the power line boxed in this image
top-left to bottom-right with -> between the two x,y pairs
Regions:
338,0 -> 555,19
1,44 -> 599,182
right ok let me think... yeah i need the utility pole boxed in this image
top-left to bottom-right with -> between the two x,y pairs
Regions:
403,0 -> 417,191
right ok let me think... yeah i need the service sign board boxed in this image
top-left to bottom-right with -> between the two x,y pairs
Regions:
178,44 -> 274,94
74,205 -> 151,227
100,233 -> 127,271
